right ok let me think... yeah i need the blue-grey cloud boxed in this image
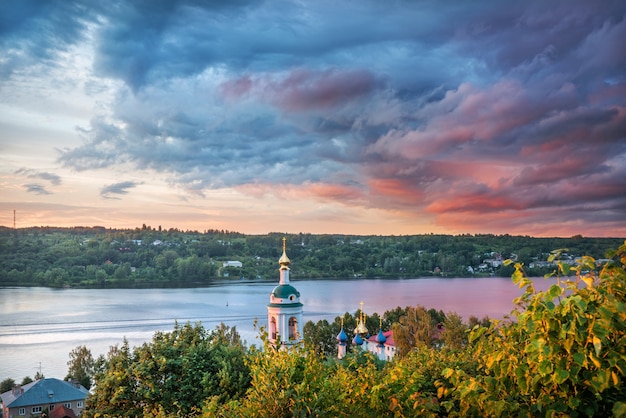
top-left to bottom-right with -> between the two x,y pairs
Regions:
100,181 -> 142,199
15,168 -> 62,186
35,172 -> 62,185
0,0 -> 102,79
24,183 -> 51,195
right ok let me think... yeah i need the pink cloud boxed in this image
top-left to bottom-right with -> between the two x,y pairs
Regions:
367,178 -> 425,208
431,204 -> 626,238
426,192 -> 524,214
272,68 -> 378,111
304,182 -> 367,202
218,71 -> 625,237
367,79 -> 577,160
514,155 -> 591,186
236,181 -> 367,205
220,75 -> 254,100
219,68 -> 378,112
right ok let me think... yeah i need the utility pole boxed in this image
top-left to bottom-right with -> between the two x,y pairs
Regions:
12,209 -> 18,239
34,362 -> 43,379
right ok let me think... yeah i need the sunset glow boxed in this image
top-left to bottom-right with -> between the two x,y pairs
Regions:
1,1 -> 625,237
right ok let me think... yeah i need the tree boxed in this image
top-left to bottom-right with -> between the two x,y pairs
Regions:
84,323 -> 250,417
0,377 -> 15,393
303,319 -> 339,356
65,345 -> 95,389
467,315 -> 491,328
440,312 -> 468,349
383,306 -> 408,326
392,305 -> 438,356
84,340 -> 141,418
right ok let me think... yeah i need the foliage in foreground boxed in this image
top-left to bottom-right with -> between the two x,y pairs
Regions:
83,322 -> 250,418
84,243 -> 626,417
440,245 -> 626,417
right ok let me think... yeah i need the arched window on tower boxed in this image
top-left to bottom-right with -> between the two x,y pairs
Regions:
288,317 -> 298,340
270,317 -> 277,340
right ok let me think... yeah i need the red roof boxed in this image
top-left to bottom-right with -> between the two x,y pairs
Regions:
367,330 -> 395,346
50,405 -> 77,418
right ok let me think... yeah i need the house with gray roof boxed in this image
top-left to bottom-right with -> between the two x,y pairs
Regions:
1,378 -> 88,418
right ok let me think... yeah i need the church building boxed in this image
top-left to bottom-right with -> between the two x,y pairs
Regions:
265,238 -> 396,359
337,301 -> 397,361
267,238 -> 303,347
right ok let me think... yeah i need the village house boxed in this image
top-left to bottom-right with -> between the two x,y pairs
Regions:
0,378 -> 88,418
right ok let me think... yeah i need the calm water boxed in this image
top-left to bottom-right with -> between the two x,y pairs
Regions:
0,277 -> 543,381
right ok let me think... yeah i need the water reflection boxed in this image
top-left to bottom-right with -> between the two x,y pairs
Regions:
0,277 -> 549,379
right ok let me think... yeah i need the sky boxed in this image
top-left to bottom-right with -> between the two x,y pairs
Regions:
1,0 -> 625,237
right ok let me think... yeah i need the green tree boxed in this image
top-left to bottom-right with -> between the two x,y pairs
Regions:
65,345 -> 95,389
84,323 -> 249,417
303,319 -> 340,356
0,377 -> 15,393
467,315 -> 491,328
84,340 -> 142,418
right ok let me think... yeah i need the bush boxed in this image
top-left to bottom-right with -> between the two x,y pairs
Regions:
441,242 -> 626,417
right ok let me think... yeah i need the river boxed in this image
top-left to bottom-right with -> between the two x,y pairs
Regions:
0,277 -> 543,381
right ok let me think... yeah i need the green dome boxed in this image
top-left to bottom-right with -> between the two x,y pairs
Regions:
271,284 -> 300,299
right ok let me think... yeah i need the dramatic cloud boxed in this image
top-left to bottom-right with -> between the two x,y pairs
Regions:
1,0 -> 625,236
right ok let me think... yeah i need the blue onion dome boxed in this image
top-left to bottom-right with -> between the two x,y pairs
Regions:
352,333 -> 363,346
376,329 -> 387,344
337,327 -> 348,343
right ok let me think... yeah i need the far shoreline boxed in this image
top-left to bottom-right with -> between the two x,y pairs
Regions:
0,274 -> 517,290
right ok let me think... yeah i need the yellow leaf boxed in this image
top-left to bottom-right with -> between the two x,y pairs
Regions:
593,336 -> 602,356
589,352 -> 601,368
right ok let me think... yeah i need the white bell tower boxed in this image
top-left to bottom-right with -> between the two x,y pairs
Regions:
267,237 -> 303,348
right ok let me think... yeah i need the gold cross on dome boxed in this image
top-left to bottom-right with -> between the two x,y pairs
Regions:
282,237 -> 287,252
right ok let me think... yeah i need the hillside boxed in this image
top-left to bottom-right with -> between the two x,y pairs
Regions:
0,226 -> 623,288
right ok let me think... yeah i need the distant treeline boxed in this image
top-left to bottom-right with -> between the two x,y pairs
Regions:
0,225 -> 623,288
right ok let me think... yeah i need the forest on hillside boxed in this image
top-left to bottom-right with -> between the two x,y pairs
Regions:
0,225 -> 623,288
